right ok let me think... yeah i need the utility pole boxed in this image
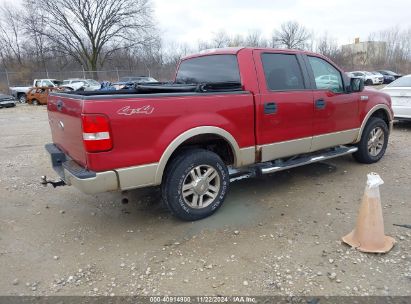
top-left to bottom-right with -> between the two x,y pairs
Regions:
5,69 -> 10,88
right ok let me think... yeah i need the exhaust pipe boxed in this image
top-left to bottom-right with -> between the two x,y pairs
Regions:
41,175 -> 66,188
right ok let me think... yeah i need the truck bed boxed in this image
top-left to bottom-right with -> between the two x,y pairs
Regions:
48,82 -> 255,172
62,82 -> 243,97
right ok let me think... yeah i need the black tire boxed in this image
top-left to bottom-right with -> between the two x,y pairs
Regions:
162,149 -> 229,221
32,99 -> 39,106
18,94 -> 26,103
365,79 -> 372,86
353,117 -> 389,164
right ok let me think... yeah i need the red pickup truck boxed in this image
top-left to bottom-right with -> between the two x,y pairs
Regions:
44,47 -> 393,220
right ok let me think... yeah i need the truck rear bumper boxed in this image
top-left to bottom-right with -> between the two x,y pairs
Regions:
45,144 -> 119,194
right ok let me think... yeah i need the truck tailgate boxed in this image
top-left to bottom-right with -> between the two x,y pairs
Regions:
47,94 -> 87,167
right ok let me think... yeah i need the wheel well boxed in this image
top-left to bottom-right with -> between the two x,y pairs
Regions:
167,134 -> 235,167
370,109 -> 390,126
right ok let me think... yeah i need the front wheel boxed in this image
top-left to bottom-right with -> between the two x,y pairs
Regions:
353,117 -> 389,164
162,149 -> 229,221
18,94 -> 27,103
32,99 -> 39,105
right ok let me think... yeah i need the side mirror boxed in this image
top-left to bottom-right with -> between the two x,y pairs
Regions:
350,78 -> 364,92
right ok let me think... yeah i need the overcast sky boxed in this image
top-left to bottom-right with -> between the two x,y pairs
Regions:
152,0 -> 411,46
2,0 -> 410,46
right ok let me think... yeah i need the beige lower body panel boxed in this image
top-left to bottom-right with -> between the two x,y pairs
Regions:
116,163 -> 159,190
310,128 -> 359,152
238,146 -> 256,166
66,128 -> 361,194
259,129 -> 360,163
117,147 -> 256,190
64,169 -> 118,194
260,137 -> 312,162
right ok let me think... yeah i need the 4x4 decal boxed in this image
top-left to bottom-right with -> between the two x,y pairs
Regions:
117,105 -> 154,115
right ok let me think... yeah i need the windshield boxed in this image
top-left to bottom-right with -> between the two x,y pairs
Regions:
176,54 -> 241,84
387,77 -> 411,87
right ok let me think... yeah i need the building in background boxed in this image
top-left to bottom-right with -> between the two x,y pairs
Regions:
341,38 -> 387,67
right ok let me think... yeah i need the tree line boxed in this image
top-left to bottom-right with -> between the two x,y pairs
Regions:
1,0 -> 410,91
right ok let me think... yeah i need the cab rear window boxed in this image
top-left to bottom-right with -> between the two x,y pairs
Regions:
261,53 -> 305,91
176,55 -> 241,84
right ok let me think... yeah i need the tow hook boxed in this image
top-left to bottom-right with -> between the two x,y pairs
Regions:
41,175 -> 66,188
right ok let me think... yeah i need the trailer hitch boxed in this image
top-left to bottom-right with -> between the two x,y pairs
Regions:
41,175 -> 66,188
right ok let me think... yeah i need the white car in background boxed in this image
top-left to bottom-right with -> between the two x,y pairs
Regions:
381,75 -> 411,120
348,71 -> 383,85
62,79 -> 101,91
315,74 -> 340,89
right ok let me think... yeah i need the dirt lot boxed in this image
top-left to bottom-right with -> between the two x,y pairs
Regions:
0,104 -> 410,296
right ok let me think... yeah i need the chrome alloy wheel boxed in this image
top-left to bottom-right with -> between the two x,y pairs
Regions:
367,127 -> 385,157
182,165 -> 220,209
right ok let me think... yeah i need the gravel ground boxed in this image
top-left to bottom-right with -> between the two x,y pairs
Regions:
0,104 -> 410,296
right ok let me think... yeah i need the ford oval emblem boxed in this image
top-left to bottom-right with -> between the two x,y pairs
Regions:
57,99 -> 64,111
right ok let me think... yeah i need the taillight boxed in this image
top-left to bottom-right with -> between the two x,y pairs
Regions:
81,114 -> 112,152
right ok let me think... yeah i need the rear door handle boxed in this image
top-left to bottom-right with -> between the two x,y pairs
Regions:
264,102 -> 277,114
315,99 -> 326,109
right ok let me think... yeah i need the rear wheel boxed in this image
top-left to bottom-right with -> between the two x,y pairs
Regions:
353,117 -> 388,164
32,99 -> 39,105
162,149 -> 229,221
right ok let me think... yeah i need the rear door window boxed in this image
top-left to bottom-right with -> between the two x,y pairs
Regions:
176,55 -> 241,84
261,53 -> 305,91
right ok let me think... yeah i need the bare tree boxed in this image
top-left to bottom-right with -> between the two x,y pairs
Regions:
211,30 -> 231,48
23,1 -> 50,73
0,5 -> 24,65
244,30 -> 267,47
24,0 -> 156,79
316,33 -> 340,61
375,26 -> 411,72
272,21 -> 311,50
229,34 -> 245,47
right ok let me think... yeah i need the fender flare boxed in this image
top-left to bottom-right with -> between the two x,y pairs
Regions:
354,104 -> 393,143
154,126 -> 242,184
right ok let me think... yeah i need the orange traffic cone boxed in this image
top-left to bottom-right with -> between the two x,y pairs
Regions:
342,173 -> 395,253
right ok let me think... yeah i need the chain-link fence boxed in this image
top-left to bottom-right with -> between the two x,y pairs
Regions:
0,66 -> 175,94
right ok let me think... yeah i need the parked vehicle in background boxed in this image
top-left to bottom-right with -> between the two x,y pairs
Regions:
348,71 -> 383,85
10,79 -> 62,103
377,70 -> 403,80
27,87 -> 67,105
111,76 -> 159,90
62,79 -> 101,91
381,75 -> 411,120
118,76 -> 158,83
315,74 -> 340,88
44,47 -> 393,221
0,94 -> 16,108
372,71 -> 395,84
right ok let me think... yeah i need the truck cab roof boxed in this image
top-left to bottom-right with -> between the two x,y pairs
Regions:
182,47 -> 324,60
